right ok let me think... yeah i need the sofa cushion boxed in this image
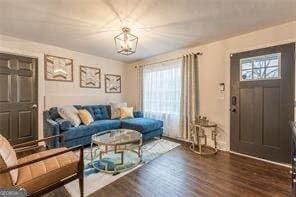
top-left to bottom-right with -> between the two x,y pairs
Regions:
121,118 -> 163,134
85,105 -> 109,121
55,118 -> 72,131
62,119 -> 121,141
133,111 -> 144,118
17,147 -> 79,195
0,135 -> 18,186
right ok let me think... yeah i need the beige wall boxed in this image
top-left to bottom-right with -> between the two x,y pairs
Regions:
127,21 -> 296,151
0,34 -> 128,139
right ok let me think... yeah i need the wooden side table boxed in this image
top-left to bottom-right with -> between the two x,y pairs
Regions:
190,121 -> 218,155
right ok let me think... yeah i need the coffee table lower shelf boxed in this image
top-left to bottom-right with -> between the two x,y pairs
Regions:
90,143 -> 142,175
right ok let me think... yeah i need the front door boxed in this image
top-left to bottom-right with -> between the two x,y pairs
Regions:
0,53 -> 38,145
230,43 -> 295,163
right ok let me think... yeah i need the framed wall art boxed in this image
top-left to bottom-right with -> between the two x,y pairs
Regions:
105,74 -> 121,93
44,54 -> 73,82
80,66 -> 101,88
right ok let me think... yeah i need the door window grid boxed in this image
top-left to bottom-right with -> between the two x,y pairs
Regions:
240,53 -> 281,81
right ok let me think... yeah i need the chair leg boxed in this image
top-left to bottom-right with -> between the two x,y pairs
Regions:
79,173 -> 84,197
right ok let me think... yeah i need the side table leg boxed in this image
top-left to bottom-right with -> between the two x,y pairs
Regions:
198,128 -> 201,153
90,142 -> 93,163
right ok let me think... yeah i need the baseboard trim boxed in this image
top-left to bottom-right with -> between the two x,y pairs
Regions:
164,136 -> 291,168
229,151 -> 291,168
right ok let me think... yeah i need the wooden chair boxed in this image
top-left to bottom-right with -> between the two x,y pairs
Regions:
0,134 -> 84,196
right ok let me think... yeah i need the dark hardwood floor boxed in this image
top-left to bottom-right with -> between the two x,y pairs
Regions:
46,141 -> 291,197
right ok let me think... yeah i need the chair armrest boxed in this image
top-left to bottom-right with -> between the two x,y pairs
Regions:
133,111 -> 144,118
13,135 -> 64,150
0,145 -> 83,174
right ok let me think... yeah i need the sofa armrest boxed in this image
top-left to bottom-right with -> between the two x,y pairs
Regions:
133,111 -> 144,118
43,111 -> 61,148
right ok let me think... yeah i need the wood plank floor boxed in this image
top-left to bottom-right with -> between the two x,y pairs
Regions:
90,143 -> 291,197
46,141 -> 291,197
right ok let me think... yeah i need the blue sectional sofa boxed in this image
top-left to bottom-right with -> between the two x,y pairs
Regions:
43,105 -> 163,148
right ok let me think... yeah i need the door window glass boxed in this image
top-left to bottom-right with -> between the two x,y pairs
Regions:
240,53 -> 281,81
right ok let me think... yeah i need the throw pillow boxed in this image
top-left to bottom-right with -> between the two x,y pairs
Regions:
78,109 -> 94,125
110,102 -> 127,119
120,107 -> 134,119
58,105 -> 81,127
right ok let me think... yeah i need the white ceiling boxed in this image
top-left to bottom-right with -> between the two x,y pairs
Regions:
0,0 -> 295,63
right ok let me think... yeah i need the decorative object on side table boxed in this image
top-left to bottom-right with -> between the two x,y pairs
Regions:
105,74 -> 121,93
190,116 -> 218,155
90,129 -> 142,175
80,66 -> 101,88
44,54 -> 73,82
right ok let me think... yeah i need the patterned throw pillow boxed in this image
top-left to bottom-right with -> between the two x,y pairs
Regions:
57,105 -> 81,127
110,102 -> 127,119
120,107 -> 134,119
78,109 -> 94,125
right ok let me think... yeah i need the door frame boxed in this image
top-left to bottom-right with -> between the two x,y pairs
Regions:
227,41 -> 295,160
0,47 -> 44,140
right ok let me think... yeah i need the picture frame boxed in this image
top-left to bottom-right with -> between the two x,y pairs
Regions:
105,74 -> 121,93
80,65 -> 101,88
44,54 -> 73,82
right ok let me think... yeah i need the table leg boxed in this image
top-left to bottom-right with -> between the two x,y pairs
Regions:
90,142 -> 94,162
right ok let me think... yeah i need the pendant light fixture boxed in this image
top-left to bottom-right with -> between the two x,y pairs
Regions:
114,27 -> 138,55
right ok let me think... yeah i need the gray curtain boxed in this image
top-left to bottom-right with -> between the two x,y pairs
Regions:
137,65 -> 144,111
180,54 -> 199,140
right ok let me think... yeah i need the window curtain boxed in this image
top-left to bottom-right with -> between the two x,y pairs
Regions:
142,59 -> 182,138
137,65 -> 144,111
180,54 -> 199,140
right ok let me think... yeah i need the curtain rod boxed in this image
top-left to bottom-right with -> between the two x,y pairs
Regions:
134,52 -> 202,68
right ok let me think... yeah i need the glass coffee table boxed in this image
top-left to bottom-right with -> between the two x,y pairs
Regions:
90,129 -> 142,174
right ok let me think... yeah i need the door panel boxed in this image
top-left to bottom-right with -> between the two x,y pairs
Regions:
0,75 -> 10,102
0,112 -> 11,139
230,43 -> 295,163
18,111 -> 34,138
263,87 -> 280,148
19,76 -> 33,102
239,88 -> 256,143
0,53 -> 38,145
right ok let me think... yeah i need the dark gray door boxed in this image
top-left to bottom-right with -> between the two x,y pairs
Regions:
230,43 -> 295,163
0,53 -> 38,145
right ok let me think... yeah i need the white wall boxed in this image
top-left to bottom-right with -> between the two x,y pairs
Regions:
127,21 -> 296,151
0,34 -> 128,139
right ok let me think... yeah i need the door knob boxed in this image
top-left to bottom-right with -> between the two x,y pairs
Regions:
31,104 -> 38,109
231,108 -> 236,113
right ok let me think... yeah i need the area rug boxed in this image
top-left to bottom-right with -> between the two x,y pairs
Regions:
65,139 -> 180,197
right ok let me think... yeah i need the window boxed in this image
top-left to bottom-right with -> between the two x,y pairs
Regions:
143,59 -> 181,138
240,53 -> 281,81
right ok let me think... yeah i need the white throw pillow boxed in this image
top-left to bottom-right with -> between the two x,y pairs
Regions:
58,105 -> 81,127
110,102 -> 127,119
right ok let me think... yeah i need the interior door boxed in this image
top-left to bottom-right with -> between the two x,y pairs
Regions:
230,43 -> 295,163
0,53 -> 38,145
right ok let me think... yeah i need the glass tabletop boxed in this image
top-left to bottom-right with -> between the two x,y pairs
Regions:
92,129 -> 142,145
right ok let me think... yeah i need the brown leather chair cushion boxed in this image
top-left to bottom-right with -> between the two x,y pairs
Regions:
16,147 -> 79,195
0,135 -> 18,187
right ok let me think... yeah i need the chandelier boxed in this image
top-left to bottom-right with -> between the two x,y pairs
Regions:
114,27 -> 138,55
